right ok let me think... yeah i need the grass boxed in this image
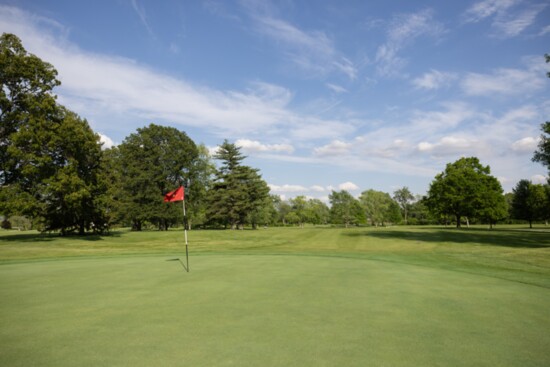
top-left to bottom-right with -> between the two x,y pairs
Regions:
1,225 -> 550,366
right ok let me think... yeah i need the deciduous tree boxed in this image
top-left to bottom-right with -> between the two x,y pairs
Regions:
116,124 -> 198,231
425,157 -> 506,228
329,190 -> 365,227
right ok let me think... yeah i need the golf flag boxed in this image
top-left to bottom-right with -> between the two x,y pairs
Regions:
164,186 -> 184,202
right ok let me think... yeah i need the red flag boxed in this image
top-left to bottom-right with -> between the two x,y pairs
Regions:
164,186 -> 184,202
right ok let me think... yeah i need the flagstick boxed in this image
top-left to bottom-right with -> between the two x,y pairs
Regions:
182,196 -> 189,272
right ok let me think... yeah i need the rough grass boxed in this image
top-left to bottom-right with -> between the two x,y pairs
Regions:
1,226 -> 549,366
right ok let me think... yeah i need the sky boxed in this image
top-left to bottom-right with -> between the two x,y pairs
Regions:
1,0 -> 549,202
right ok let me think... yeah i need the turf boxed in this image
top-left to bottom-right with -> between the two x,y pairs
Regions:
1,226 -> 550,366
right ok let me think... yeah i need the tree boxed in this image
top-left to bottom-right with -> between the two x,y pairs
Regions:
329,190 -> 365,227
532,54 -> 550,179
207,140 -> 269,229
289,196 -> 308,228
476,175 -> 509,229
186,144 -> 215,229
511,180 -> 548,228
0,33 -> 60,187
425,157 -> 505,228
116,124 -> 198,231
305,199 -> 330,225
360,189 -> 401,226
0,34 -> 107,234
393,187 -> 414,224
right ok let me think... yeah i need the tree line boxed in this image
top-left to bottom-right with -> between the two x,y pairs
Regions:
1,33 -> 549,233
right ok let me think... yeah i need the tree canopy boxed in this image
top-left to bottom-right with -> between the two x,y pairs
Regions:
425,157 -> 506,228
0,33 -> 106,234
113,123 -> 198,231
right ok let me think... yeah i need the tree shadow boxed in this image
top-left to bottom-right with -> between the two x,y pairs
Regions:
345,227 -> 550,248
0,231 -> 123,243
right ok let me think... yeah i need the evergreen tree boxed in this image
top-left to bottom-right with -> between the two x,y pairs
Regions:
207,141 -> 269,229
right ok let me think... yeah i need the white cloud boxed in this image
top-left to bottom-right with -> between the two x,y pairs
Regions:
461,60 -> 546,96
376,9 -> 446,77
326,83 -> 348,94
416,136 -> 482,157
463,0 -> 518,23
531,174 -> 548,184
511,136 -> 539,153
338,181 -> 359,191
0,6 -> 356,142
244,6 -> 357,79
268,184 -> 308,193
98,133 -> 115,149
310,185 -> 326,192
462,0 -> 545,38
412,70 -> 457,90
130,0 -> 154,36
235,139 -> 294,154
539,24 -> 550,36
313,140 -> 352,157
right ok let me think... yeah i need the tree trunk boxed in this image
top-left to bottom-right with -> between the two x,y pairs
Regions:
466,217 -> 470,228
529,220 -> 533,229
456,215 -> 461,228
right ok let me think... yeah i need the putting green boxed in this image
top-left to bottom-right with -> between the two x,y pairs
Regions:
1,255 -> 549,366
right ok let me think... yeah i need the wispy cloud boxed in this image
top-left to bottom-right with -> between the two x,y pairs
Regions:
412,70 -> 457,90
461,57 -> 547,96
326,83 -> 348,94
313,140 -> 353,157
462,0 -> 546,38
376,9 -> 446,77
242,3 -> 357,79
130,0 -> 154,37
0,6 -> 356,143
462,0 -> 518,23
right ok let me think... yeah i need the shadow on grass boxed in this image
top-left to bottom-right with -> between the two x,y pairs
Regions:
0,231 -> 123,243
345,227 -> 550,248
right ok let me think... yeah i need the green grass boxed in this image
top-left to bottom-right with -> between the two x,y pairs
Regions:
1,226 -> 550,366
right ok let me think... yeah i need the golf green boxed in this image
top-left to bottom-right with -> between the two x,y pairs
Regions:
1,254 -> 549,366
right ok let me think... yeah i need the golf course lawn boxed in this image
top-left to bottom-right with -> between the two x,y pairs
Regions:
1,226 -> 549,366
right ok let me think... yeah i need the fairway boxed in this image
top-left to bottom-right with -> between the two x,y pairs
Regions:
1,227 -> 550,366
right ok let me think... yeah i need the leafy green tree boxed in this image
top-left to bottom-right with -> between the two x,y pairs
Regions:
407,196 -> 433,225
329,190 -> 365,227
533,122 -> 550,179
275,198 -> 292,225
247,194 -> 278,228
532,54 -> 550,180
116,124 -> 198,231
511,180 -> 548,228
476,175 -> 508,229
0,34 -> 107,234
284,211 -> 300,226
393,187 -> 414,224
186,144 -> 215,229
305,198 -> 330,225
360,189 -> 401,226
425,157 -> 505,228
0,33 -> 60,187
207,140 -> 269,229
289,196 -> 308,228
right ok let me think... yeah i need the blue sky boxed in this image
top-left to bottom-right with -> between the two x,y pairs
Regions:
1,0 -> 549,201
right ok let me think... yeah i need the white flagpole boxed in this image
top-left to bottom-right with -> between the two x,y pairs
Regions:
182,191 -> 189,272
